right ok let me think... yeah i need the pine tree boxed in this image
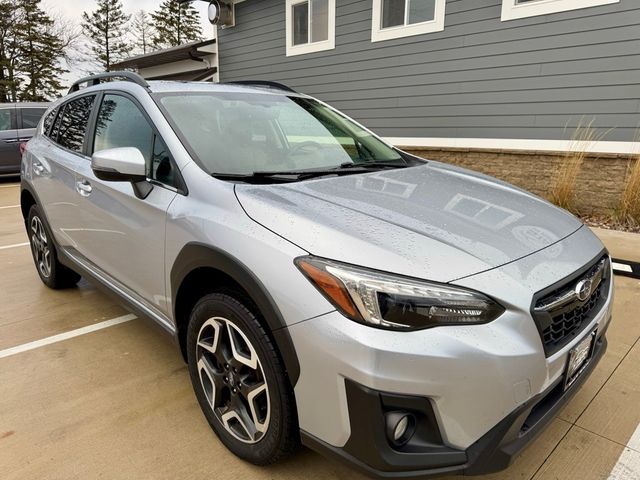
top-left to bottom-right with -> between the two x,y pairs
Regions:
0,0 -> 22,102
0,0 -> 68,102
16,0 -> 66,101
131,10 -> 153,55
82,0 -> 131,71
150,0 -> 203,50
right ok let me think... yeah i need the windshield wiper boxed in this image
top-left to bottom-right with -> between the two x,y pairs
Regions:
337,160 -> 410,170
210,172 -> 294,183
212,167 -> 373,183
211,161 -> 411,183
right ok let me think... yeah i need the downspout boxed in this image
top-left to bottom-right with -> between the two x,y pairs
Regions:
188,49 -> 216,81
188,49 -> 209,68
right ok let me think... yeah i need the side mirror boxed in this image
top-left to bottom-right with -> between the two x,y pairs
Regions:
91,147 -> 153,199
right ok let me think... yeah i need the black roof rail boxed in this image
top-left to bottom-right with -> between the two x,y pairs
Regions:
225,80 -> 297,93
68,71 -> 150,94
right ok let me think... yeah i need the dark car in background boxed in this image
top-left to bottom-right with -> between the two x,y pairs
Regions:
0,103 -> 48,176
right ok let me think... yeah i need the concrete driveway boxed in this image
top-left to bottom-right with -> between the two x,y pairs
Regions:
0,179 -> 638,480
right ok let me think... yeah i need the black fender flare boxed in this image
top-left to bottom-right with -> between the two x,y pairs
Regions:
170,242 -> 301,386
20,179 -> 40,224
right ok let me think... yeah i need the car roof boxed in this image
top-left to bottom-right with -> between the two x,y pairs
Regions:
0,102 -> 50,108
148,80 -> 308,97
52,80 -> 311,115
67,79 -> 308,98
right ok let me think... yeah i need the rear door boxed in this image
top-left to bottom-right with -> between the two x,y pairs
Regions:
73,92 -> 179,317
0,106 -> 19,174
29,96 -> 96,248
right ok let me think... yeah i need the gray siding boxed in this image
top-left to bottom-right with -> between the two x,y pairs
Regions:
218,0 -> 640,142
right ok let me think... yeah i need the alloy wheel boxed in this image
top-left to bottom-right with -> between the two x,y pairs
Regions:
196,316 -> 271,444
30,215 -> 51,279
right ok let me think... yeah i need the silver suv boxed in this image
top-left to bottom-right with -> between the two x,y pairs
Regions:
21,72 -> 613,478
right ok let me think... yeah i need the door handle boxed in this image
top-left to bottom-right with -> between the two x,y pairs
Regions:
33,162 -> 45,175
76,179 -> 93,197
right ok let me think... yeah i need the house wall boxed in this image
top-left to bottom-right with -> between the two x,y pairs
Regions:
218,0 -> 640,144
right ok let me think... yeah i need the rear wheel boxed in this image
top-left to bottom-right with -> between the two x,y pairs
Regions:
27,205 -> 81,289
186,292 -> 298,464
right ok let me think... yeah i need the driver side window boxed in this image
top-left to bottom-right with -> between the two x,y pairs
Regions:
93,94 -> 176,188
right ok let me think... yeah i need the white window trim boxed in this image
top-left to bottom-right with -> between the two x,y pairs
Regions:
371,0 -> 446,43
384,137 -> 640,155
501,0 -> 619,21
285,0 -> 336,57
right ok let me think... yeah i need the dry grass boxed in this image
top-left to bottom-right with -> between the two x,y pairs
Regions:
548,119 -> 607,214
616,151 -> 640,227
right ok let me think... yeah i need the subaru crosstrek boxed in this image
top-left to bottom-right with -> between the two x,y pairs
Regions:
21,72 -> 613,478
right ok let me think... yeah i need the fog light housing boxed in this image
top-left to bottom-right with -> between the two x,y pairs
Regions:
385,411 -> 416,447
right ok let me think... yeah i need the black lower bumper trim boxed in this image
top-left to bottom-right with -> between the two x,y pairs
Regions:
302,431 -> 463,479
302,329 -> 608,479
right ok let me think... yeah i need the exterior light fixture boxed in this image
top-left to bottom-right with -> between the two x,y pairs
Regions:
176,0 -> 235,27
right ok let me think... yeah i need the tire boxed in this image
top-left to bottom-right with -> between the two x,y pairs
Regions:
187,292 -> 298,465
27,205 -> 81,289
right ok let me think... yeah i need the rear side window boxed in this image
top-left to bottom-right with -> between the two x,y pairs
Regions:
57,95 -> 96,153
43,108 -> 57,136
20,108 -> 47,129
50,105 -> 65,142
0,108 -> 14,131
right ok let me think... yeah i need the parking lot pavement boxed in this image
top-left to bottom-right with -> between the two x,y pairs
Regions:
0,248 -> 129,350
0,205 -> 27,248
1,178 -> 639,480
592,227 -> 640,264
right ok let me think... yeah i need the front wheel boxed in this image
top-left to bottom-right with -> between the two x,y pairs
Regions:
186,293 -> 298,464
27,205 -> 81,289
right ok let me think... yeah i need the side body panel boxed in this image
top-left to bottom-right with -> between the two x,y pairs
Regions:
164,162 -> 335,329
164,163 -> 338,384
72,158 -> 177,317
23,135 -> 82,248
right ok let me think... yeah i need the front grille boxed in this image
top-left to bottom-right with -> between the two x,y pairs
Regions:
541,281 -> 604,347
531,255 -> 610,357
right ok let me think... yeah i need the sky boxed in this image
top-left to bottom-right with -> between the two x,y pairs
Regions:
49,0 -> 214,87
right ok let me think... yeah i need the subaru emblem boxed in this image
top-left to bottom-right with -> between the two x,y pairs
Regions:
575,279 -> 593,302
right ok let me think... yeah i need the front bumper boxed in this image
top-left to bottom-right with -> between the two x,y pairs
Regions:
301,328 -> 608,478
288,227 -> 613,477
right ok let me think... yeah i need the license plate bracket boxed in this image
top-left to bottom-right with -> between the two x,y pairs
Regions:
564,328 -> 597,391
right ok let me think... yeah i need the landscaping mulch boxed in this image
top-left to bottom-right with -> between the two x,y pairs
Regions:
582,216 -> 640,234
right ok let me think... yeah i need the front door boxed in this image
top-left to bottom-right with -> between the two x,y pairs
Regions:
73,93 -> 179,317
0,106 -> 19,174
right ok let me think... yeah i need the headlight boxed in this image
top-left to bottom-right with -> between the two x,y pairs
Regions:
295,256 -> 504,331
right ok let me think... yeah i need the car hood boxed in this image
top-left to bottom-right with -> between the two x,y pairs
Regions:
235,162 -> 583,283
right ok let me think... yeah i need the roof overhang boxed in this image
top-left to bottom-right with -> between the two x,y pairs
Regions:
147,67 -> 218,81
112,39 -> 216,70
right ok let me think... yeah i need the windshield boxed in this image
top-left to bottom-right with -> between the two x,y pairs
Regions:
155,92 -> 404,176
